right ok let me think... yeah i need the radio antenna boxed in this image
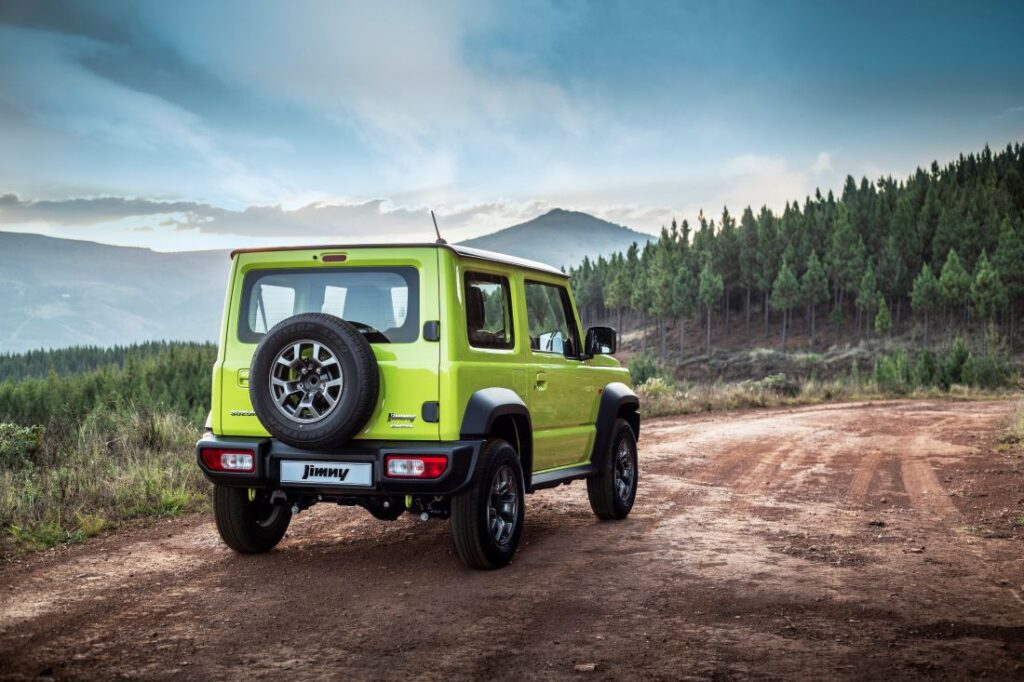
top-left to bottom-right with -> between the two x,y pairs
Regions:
431,210 -> 447,245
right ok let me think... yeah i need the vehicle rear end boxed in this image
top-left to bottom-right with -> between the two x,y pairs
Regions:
213,245 -> 441,442
196,245 -> 486,537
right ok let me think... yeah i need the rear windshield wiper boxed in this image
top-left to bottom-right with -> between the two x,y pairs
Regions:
347,321 -> 390,343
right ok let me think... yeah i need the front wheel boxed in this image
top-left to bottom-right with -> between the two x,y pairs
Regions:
586,418 -> 638,520
450,439 -> 525,569
213,486 -> 292,553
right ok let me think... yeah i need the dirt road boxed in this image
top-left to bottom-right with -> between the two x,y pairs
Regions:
2,400 -> 1023,680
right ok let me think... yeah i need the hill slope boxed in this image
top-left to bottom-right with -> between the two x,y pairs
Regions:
458,209 -> 652,270
0,232 -> 230,353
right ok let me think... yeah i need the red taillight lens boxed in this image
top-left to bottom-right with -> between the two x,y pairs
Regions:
201,448 -> 255,473
384,455 -> 448,479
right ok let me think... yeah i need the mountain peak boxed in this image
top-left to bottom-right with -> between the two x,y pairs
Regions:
458,209 -> 651,270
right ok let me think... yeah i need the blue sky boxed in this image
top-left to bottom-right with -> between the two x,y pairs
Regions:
0,0 -> 1022,251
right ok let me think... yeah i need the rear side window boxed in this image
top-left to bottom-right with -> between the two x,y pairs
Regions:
239,267 -> 418,343
464,272 -> 514,350
525,281 -> 579,356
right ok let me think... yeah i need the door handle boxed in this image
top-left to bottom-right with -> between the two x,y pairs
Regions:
534,371 -> 547,390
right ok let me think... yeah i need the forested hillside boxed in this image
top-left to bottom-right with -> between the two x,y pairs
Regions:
0,342 -> 215,426
0,341 -> 216,382
571,142 -> 1024,360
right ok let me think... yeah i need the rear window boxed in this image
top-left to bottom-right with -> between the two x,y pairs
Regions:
238,267 -> 419,343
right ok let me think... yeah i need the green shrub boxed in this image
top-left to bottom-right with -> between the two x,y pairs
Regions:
962,352 -> 1009,389
0,423 -> 44,468
754,373 -> 801,397
939,338 -> 970,389
627,352 -> 671,386
874,348 -> 911,394
913,350 -> 938,387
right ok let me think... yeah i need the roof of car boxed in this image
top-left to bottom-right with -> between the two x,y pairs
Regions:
229,242 -> 567,278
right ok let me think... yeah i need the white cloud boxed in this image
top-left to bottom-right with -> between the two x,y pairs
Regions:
136,2 -> 595,192
0,192 -> 550,243
811,151 -> 832,174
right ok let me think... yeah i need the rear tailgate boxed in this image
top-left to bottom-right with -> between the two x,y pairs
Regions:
212,246 -> 441,442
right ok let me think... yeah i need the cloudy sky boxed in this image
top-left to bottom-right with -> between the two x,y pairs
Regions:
1,0 -> 1022,251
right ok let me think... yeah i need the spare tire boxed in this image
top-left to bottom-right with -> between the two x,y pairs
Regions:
249,313 -> 379,449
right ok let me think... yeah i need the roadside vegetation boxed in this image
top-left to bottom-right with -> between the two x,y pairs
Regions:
630,341 -> 1021,418
0,343 -> 214,557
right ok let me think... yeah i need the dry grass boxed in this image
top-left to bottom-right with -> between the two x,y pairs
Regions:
635,376 -> 1018,419
0,410 -> 205,557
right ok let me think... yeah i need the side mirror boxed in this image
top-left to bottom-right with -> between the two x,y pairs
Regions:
585,326 -> 617,355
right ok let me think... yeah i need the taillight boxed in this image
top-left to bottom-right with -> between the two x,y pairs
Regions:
384,455 -> 448,479
201,448 -> 255,473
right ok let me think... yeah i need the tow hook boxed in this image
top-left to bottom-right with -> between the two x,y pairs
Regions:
405,495 -> 451,520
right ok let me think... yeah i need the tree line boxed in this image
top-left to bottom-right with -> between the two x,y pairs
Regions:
0,342 -> 216,428
0,341 -> 216,382
570,142 -> 1024,359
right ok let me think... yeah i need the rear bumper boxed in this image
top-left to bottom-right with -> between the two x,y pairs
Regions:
196,434 -> 484,495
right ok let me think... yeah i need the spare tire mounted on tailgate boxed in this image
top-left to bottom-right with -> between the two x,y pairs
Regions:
249,313 -> 379,449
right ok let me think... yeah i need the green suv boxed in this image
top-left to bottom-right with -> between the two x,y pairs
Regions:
196,243 -> 640,569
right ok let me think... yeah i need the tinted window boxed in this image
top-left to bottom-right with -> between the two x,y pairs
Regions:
465,272 -> 514,349
524,281 -> 579,356
239,267 -> 418,343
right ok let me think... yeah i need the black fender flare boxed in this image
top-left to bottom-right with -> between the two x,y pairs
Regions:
460,388 -> 533,481
460,388 -> 530,436
590,382 -> 640,469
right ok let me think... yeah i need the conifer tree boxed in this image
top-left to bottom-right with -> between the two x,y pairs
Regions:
856,264 -> 879,338
755,207 -> 780,337
716,207 -> 740,334
673,234 -> 698,359
604,253 -> 629,334
911,263 -> 942,346
874,296 -> 892,337
650,227 -> 677,359
939,249 -> 971,328
972,251 -> 1007,353
698,254 -> 724,355
826,205 -> 866,324
800,251 -> 829,347
738,206 -> 759,333
993,218 -> 1024,346
770,261 -> 800,348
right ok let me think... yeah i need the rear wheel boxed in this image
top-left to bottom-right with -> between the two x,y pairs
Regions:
586,418 -> 638,520
213,485 -> 292,553
450,439 -> 525,569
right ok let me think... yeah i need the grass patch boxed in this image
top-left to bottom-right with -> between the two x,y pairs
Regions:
0,408 -> 205,558
635,374 -> 1018,419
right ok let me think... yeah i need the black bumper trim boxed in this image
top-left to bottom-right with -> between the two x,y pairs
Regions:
196,435 -> 485,495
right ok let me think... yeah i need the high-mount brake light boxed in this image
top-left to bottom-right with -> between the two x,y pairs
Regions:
384,455 -> 448,479
201,448 -> 255,473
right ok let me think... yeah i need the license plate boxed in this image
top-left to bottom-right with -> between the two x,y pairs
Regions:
279,460 -> 373,487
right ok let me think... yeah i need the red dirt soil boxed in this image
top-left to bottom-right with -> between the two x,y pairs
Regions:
1,399 -> 1022,680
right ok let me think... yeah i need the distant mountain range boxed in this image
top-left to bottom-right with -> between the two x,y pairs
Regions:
0,209 -> 651,352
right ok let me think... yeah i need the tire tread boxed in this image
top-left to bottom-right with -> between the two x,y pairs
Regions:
586,418 -> 637,520
213,485 -> 291,553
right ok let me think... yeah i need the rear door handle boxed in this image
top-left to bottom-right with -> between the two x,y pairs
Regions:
535,371 -> 547,390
